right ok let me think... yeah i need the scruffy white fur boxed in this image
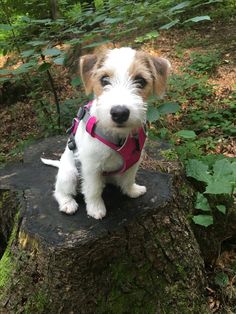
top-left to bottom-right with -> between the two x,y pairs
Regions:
42,47 -> 170,219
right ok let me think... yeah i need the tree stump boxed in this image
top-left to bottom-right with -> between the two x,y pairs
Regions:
0,136 -> 208,313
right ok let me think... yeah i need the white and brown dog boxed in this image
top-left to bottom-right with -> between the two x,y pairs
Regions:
42,47 -> 170,219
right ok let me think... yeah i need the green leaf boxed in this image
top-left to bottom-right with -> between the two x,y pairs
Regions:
38,63 -> 51,72
158,102 -> 180,115
159,19 -> 180,30
147,106 -> 160,123
135,31 -> 159,43
204,159 -> 235,194
0,69 -> 12,75
213,159 -> 233,181
116,27 -> 138,36
53,57 -> 65,65
27,40 -> 49,47
0,77 -> 11,82
134,36 -> 145,44
215,272 -> 229,288
137,16 -> 144,22
20,49 -> 35,58
31,18 -> 52,24
145,31 -> 159,39
205,180 -> 232,194
216,205 -> 226,214
71,77 -> 82,87
175,130 -> 197,139
232,162 -> 236,182
65,39 -> 83,45
192,214 -> 213,227
195,193 -> 210,211
0,24 -> 14,31
43,48 -> 62,56
63,28 -> 83,35
20,16 -> 31,22
89,14 -> 106,26
184,16 -> 211,23
169,1 -> 190,13
104,17 -> 123,24
194,0 -> 223,8
186,159 -> 211,184
13,62 -> 35,74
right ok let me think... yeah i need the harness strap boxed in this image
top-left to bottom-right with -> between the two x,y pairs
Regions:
83,109 -> 124,148
85,114 -> 121,151
67,101 -> 147,175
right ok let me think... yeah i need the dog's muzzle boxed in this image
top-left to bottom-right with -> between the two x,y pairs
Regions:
110,105 -> 130,124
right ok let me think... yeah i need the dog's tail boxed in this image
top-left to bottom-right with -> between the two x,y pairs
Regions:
41,158 -> 60,168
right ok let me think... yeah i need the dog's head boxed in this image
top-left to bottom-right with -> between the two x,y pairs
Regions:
80,47 -> 170,136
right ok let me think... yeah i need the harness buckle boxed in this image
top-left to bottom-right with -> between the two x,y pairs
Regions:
135,137 -> 140,151
132,133 -> 140,151
68,135 -> 76,151
66,124 -> 73,135
77,106 -> 86,120
66,117 -> 78,135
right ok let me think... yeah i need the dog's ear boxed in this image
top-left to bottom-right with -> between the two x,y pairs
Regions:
80,54 -> 97,94
149,56 -> 171,97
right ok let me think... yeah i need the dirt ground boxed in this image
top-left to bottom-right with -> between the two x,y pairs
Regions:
1,18 -> 235,160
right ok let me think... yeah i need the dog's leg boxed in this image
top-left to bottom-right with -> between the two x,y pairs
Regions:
81,165 -> 106,219
54,148 -> 79,214
117,163 -> 147,198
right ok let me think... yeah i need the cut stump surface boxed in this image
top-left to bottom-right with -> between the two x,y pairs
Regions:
0,136 -> 208,313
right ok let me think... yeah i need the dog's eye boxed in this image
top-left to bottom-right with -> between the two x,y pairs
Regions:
134,75 -> 147,89
100,75 -> 111,87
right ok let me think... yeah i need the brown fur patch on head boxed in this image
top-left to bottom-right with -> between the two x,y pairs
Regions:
150,56 -> 171,97
128,52 -> 154,101
132,51 -> 171,98
80,53 -> 106,94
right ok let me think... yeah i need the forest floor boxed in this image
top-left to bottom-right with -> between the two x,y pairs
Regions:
0,15 -> 236,313
0,18 -> 235,162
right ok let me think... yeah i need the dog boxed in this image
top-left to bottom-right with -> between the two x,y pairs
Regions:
41,47 -> 170,219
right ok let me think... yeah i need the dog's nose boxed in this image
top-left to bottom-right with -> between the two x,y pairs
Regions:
110,105 -> 130,124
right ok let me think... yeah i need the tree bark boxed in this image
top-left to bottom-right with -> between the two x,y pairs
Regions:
50,0 -> 60,20
0,136 -> 209,313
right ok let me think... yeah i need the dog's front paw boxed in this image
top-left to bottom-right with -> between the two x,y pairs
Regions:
87,202 -> 106,220
59,199 -> 78,215
125,184 -> 147,198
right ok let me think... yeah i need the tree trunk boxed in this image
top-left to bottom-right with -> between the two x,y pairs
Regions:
50,0 -> 60,20
0,136 -> 208,313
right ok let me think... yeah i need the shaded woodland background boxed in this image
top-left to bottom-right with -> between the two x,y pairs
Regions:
0,0 -> 235,312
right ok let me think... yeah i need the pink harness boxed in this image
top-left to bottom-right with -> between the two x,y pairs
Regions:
67,101 -> 147,175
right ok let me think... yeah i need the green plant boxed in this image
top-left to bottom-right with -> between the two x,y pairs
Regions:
146,100 -> 180,141
177,33 -> 209,49
147,98 -> 180,123
176,141 -> 204,161
186,158 -> 236,227
189,104 -> 236,136
135,31 -> 159,44
168,73 -> 213,104
214,271 -> 229,288
160,149 -> 178,161
0,0 -> 223,138
187,51 -> 221,75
